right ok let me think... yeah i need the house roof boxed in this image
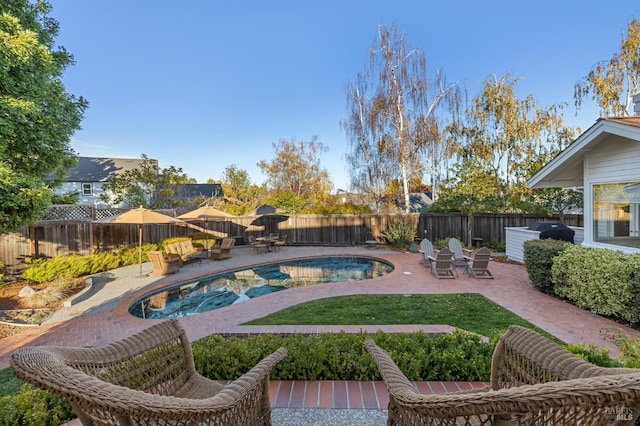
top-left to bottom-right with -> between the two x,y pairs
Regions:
65,157 -> 151,182
527,117 -> 640,188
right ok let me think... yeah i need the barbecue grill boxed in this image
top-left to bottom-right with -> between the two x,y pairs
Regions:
527,221 -> 575,243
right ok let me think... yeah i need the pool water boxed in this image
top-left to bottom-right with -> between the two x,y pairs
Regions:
129,256 -> 393,319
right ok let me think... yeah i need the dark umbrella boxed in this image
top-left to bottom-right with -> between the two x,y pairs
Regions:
247,204 -> 286,216
177,205 -> 233,249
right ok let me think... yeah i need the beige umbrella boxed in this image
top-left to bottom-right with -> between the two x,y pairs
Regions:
177,205 -> 232,219
177,205 -> 232,249
103,206 -> 186,275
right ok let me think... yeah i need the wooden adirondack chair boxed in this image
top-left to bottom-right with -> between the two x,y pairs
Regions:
466,246 -> 493,279
448,237 -> 472,268
419,238 -> 435,268
428,247 -> 456,279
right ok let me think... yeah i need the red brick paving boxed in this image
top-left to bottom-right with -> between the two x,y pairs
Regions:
6,246 -> 640,415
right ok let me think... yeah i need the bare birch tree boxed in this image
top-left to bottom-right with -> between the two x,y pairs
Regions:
344,23 -> 462,212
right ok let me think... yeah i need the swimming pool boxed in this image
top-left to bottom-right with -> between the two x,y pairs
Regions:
129,256 -> 394,319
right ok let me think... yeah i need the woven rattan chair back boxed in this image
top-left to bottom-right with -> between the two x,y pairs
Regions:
364,325 -> 640,425
11,318 -> 287,425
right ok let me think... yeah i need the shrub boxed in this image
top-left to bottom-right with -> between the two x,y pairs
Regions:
379,220 -> 416,249
523,239 -> 571,294
432,238 -> 450,250
192,330 -> 497,382
0,384 -> 74,426
565,343 -> 620,367
482,239 -> 505,252
22,243 -> 161,283
551,246 -> 640,324
22,254 -> 89,283
601,327 -> 640,368
117,243 -> 159,264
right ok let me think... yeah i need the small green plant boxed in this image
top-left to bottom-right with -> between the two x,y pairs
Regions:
565,342 -> 620,367
432,238 -> 450,250
379,220 -> 416,249
23,272 -> 84,309
601,327 -> 640,368
482,239 -> 505,252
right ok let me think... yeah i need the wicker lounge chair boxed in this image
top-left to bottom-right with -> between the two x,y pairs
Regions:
147,250 -> 182,276
364,324 -> 640,425
466,246 -> 493,279
11,319 -> 288,426
427,247 -> 456,279
210,237 -> 235,260
448,237 -> 472,268
419,238 -> 435,268
165,239 -> 206,263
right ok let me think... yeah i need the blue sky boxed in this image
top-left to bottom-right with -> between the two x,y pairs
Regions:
49,0 -> 638,191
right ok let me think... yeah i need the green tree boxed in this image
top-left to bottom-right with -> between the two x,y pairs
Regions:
574,18 -> 640,116
101,154 -> 196,209
344,23 -> 462,213
449,73 -> 577,197
0,0 -> 87,233
430,159 -> 500,245
218,164 -> 265,215
257,136 -> 333,211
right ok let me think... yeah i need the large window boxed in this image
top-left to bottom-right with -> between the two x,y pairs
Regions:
593,182 -> 640,248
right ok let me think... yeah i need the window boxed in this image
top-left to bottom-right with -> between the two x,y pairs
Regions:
593,182 -> 640,248
82,183 -> 93,196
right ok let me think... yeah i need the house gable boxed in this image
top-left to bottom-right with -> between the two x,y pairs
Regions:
527,115 -> 640,254
66,157 -> 152,182
527,117 -> 640,189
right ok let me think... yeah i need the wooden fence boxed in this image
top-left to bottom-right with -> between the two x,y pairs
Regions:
0,208 -> 582,278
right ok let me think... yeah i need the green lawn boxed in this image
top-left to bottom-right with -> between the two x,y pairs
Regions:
244,293 -> 552,338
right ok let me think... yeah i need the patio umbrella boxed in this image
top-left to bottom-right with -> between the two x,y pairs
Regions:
177,205 -> 232,249
247,204 -> 286,216
248,205 -> 288,236
102,206 -> 186,275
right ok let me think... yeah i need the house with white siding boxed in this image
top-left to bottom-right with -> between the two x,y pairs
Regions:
55,157 -> 150,207
526,94 -> 640,255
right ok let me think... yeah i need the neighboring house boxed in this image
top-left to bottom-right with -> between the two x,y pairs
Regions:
171,183 -> 222,210
55,157 -> 150,207
527,94 -> 640,254
407,192 -> 433,212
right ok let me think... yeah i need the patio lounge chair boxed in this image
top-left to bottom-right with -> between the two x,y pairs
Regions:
210,237 -> 235,260
11,318 -> 288,426
147,250 -> 182,276
448,237 -> 472,268
466,246 -> 494,279
419,238 -> 435,267
428,247 -> 456,279
364,324 -> 640,425
165,239 -> 206,263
